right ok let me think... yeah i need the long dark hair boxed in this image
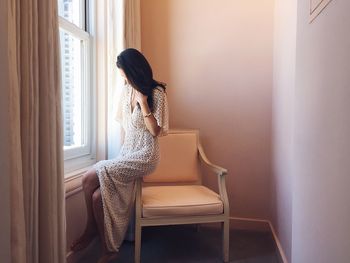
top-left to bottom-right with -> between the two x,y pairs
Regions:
116,48 -> 166,111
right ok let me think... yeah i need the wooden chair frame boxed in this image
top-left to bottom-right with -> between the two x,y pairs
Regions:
134,130 -> 230,263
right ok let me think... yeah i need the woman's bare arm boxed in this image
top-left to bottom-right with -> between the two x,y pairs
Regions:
135,90 -> 161,137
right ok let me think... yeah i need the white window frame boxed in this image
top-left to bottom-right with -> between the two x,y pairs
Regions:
59,0 -> 97,175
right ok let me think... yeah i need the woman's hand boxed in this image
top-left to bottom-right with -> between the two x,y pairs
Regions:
135,89 -> 161,137
134,90 -> 148,105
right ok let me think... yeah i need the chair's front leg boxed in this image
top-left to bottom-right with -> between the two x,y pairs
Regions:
135,178 -> 143,263
222,219 -> 230,262
135,223 -> 141,263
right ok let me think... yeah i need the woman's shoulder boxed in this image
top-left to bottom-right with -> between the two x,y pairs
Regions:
153,86 -> 166,96
120,84 -> 130,100
125,83 -> 132,92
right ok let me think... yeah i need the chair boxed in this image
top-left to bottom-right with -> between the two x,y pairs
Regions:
134,129 -> 230,263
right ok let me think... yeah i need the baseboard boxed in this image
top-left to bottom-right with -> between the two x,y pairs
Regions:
268,220 -> 289,263
229,217 -> 288,263
229,216 -> 270,231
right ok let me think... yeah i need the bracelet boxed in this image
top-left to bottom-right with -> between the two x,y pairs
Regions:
143,112 -> 152,118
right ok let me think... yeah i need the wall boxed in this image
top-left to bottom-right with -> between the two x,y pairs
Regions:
141,0 -> 274,219
271,0 -> 297,261
65,184 -> 87,250
0,0 -> 12,261
271,1 -> 350,262
292,0 -> 350,262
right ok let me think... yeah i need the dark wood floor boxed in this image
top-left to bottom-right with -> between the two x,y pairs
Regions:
71,225 -> 281,263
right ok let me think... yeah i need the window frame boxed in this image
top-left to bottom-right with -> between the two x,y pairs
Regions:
58,0 -> 97,175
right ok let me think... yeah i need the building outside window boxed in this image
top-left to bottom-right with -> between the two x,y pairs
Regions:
58,0 -> 95,174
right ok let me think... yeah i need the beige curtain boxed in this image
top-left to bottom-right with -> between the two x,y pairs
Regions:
7,0 -> 66,263
124,0 -> 141,49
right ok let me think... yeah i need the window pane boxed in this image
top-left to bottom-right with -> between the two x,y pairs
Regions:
58,0 -> 84,29
59,29 -> 84,150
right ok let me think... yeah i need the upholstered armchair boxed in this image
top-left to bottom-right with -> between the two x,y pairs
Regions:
134,129 -> 229,263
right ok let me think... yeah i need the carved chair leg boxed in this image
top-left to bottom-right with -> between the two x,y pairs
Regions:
222,220 -> 230,262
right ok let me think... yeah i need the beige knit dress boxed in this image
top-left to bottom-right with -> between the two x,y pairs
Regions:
94,85 -> 169,252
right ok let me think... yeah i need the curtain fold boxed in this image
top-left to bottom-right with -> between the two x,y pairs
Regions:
7,0 -> 66,262
124,0 -> 141,49
107,0 -> 125,159
8,1 -> 28,262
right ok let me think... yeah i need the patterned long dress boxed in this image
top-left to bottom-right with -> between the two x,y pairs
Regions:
94,84 -> 169,251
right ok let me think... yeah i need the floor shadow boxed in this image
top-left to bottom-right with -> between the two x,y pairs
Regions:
74,225 -> 281,263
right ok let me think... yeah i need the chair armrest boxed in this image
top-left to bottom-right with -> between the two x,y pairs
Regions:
198,143 -> 230,217
198,143 -> 228,176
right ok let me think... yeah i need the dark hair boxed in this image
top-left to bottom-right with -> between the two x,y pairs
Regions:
116,48 -> 166,111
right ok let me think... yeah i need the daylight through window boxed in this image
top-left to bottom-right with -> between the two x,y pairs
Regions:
58,0 -> 94,171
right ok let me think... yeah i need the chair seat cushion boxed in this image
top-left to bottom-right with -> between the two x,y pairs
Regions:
142,185 -> 223,218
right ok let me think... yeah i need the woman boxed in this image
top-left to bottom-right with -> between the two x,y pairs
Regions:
70,48 -> 169,263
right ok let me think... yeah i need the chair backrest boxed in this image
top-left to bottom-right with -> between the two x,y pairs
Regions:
143,130 -> 201,184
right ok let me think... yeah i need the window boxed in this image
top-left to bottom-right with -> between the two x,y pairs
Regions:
58,0 -> 95,174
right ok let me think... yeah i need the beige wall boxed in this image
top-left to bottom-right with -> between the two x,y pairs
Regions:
141,0 -> 274,219
3,2 -> 349,262
0,0 -> 12,261
271,0 -> 297,261
292,0 -> 350,262
66,188 -> 87,250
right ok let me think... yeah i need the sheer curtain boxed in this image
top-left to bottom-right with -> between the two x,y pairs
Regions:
7,0 -> 66,262
107,0 -> 141,159
105,0 -> 141,240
